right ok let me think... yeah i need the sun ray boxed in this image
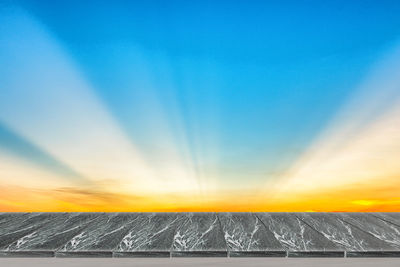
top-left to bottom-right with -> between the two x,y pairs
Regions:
0,7 -> 199,196
261,41 -> 400,208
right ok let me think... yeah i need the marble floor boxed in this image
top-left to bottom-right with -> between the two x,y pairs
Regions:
0,212 -> 399,258
1,258 -> 400,267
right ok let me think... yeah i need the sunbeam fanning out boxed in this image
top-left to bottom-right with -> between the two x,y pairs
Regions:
262,42 -> 400,211
1,1 -> 400,211
0,7 -> 199,200
0,122 -> 84,182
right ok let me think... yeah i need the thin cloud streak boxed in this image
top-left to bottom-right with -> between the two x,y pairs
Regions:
0,122 -> 85,182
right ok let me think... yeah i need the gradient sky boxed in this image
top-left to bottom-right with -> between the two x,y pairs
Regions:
1,0 -> 400,211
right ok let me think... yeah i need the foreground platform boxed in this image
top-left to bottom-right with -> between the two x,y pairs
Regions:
1,258 -> 400,267
0,212 -> 399,258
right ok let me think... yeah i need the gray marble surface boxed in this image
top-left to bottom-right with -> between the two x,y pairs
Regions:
3,258 -> 400,267
256,213 -> 343,257
0,213 -> 28,226
114,213 -> 181,257
1,213 -> 101,257
56,213 -> 139,257
0,213 -> 68,253
374,213 -> 400,227
218,213 -> 285,257
171,213 -> 227,257
0,212 -> 399,258
338,213 -> 400,249
297,213 -> 398,257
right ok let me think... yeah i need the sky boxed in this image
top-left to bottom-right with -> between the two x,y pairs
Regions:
1,0 -> 400,211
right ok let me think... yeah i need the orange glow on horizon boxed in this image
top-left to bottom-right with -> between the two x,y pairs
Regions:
1,178 -> 399,212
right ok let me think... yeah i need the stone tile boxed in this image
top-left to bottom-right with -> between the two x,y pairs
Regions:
114,213 -> 181,257
0,213 -> 68,255
1,212 -> 399,258
218,213 -> 285,257
257,213 -> 343,257
338,213 -> 400,249
297,213 -> 398,257
55,213 -> 139,257
171,213 -> 227,257
374,213 -> 400,227
1,213 -> 101,257
0,213 -> 28,226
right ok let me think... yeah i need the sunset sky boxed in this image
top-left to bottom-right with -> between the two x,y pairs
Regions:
1,0 -> 400,211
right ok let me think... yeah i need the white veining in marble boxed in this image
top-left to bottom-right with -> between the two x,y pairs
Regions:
117,213 -> 180,252
339,213 -> 400,249
5,213 -> 100,251
219,213 -> 283,252
297,213 -> 394,251
258,213 -> 339,252
59,213 -> 138,252
172,213 -> 226,252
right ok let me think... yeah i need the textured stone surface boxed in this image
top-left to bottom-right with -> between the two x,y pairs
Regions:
56,213 -> 139,257
257,213 -> 343,257
0,213 -> 68,254
218,213 -> 285,257
171,213 -> 227,257
114,213 -> 181,257
297,213 -> 399,257
374,213 -> 400,227
338,213 -> 400,249
0,212 -> 399,258
1,213 -> 101,257
0,213 -> 28,226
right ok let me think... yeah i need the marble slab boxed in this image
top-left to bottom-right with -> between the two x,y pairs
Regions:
171,213 -> 227,257
338,213 -> 400,250
1,213 -> 101,257
374,213 -> 400,227
114,213 -> 181,257
1,212 -> 399,258
55,213 -> 139,257
218,213 -> 285,257
0,213 -> 28,226
0,213 -> 68,256
297,213 -> 399,257
256,213 -> 343,257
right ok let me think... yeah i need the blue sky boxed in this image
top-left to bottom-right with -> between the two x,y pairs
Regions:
1,0 -> 400,210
